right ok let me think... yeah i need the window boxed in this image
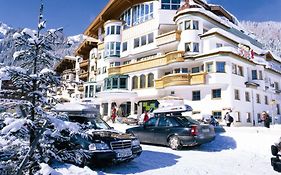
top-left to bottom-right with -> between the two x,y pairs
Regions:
193,42 -> 199,52
161,0 -> 181,10
185,42 -> 191,52
158,117 -> 173,127
277,104 -> 280,115
96,85 -> 101,93
265,96 -> 268,105
85,86 -> 89,98
212,111 -> 222,120
132,76 -> 138,89
246,112 -> 251,123
216,43 -> 223,48
112,77 -> 118,88
140,74 -> 146,88
97,68 -> 101,75
216,62 -> 225,73
252,70 -> 257,80
192,91 -> 201,101
145,117 -> 157,127
206,62 -> 213,72
212,89 -> 221,99
232,64 -> 237,74
110,26 -> 115,35
192,67 -> 200,73
122,42 -> 127,52
235,112 -> 241,122
275,82 -> 279,90
120,78 -> 127,89
91,66 -> 95,71
116,26 -> 121,34
256,94 -> 260,103
238,66 -> 244,76
182,68 -> 188,73
102,67 -> 107,74
174,68 -> 180,74
141,35 -> 147,46
105,42 -> 121,57
89,85 -> 94,98
234,89 -> 240,100
245,92 -> 250,102
193,20 -> 199,30
122,2 -> 154,27
134,38 -> 140,48
148,33 -> 154,44
148,73 -> 154,87
258,70 -> 263,80
184,20 -> 191,30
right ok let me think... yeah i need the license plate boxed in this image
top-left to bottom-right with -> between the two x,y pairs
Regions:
202,129 -> 210,133
115,148 -> 132,158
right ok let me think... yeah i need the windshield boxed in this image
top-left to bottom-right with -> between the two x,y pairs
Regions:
68,114 -> 111,130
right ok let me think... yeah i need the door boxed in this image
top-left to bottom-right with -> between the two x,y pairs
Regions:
137,117 -> 158,144
153,117 -> 175,145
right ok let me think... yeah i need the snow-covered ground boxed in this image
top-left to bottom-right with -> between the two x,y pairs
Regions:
52,123 -> 281,175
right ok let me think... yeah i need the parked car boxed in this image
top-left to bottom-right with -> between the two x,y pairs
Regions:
126,115 -> 216,150
271,138 -> 281,172
53,103 -> 142,166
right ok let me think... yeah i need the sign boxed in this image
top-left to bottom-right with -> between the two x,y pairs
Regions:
238,44 -> 254,60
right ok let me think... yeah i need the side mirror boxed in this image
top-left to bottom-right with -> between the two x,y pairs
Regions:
272,145 -> 279,156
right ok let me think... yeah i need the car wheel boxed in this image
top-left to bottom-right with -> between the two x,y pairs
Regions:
168,136 -> 182,150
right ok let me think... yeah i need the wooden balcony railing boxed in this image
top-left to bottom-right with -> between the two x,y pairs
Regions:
155,72 -> 207,89
156,30 -> 181,46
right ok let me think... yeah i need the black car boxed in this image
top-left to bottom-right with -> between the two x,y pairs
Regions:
53,103 -> 142,166
126,115 -> 215,150
271,143 -> 281,172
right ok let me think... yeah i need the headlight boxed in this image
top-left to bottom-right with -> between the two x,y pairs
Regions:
132,139 -> 140,146
89,142 -> 110,151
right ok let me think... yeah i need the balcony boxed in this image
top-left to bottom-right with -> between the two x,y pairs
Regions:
155,72 -> 207,89
156,30 -> 181,52
108,51 -> 184,76
78,84 -> 84,92
79,60 -> 89,68
79,71 -> 88,80
98,42 -> 104,51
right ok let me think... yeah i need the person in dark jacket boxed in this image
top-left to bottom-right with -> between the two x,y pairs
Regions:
224,112 -> 233,127
261,111 -> 270,128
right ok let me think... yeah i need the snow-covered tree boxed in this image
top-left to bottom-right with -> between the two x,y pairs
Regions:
0,1 -> 79,174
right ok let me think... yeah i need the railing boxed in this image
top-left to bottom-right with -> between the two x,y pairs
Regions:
155,72 -> 207,89
79,60 -> 89,68
156,30 -> 181,46
79,71 -> 88,79
98,42 -> 104,51
108,51 -> 184,75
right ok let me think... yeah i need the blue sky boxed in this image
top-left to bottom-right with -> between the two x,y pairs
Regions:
0,0 -> 280,36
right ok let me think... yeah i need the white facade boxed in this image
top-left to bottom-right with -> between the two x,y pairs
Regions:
77,0 -> 281,126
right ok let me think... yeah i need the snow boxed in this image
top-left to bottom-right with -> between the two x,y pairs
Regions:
47,122 -> 281,175
47,116 -> 81,133
40,68 -> 55,75
1,118 -> 30,135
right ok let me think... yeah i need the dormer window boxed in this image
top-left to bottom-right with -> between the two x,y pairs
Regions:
161,0 -> 181,10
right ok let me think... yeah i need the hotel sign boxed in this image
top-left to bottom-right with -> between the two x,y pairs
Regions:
238,44 -> 254,60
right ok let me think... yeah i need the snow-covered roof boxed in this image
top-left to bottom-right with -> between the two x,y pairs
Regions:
54,102 -> 99,113
200,28 -> 264,53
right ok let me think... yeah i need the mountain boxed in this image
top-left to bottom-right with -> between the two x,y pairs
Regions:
241,21 -> 281,57
0,22 -> 84,66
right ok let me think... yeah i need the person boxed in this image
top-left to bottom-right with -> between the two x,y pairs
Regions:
143,110 -> 149,123
224,112 -> 233,127
261,111 -> 270,128
209,115 -> 218,126
111,106 -> 117,123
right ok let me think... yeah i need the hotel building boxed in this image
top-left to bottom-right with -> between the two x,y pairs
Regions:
74,0 -> 281,125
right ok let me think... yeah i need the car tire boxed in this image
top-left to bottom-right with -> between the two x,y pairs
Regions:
168,136 -> 182,150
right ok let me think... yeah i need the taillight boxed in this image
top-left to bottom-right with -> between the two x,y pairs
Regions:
191,125 -> 198,136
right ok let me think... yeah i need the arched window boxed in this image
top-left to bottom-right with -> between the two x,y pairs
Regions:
132,76 -> 138,89
140,74 -> 146,88
147,73 -> 154,88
